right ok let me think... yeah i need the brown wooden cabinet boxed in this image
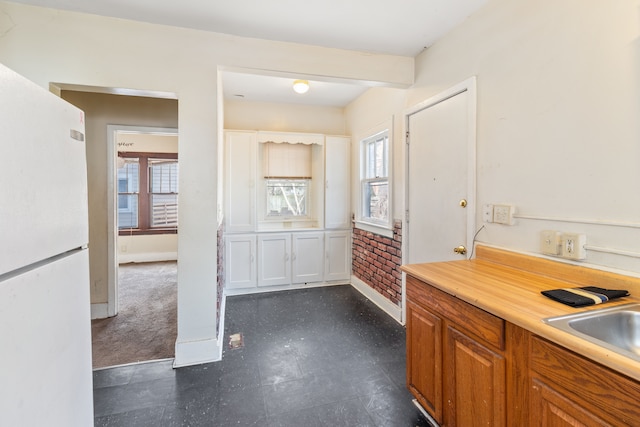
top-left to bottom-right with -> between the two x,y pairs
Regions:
530,336 -> 640,426
406,275 -> 506,426
406,273 -> 640,427
406,300 -> 443,421
444,324 -> 506,426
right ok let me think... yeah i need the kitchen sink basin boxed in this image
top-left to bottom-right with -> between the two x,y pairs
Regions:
543,303 -> 640,362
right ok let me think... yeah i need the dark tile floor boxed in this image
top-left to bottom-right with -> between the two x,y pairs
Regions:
93,285 -> 434,426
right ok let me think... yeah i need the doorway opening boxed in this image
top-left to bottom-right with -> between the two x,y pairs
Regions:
94,125 -> 180,368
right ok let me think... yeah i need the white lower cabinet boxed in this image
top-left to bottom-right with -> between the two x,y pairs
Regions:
226,230 -> 350,291
257,233 -> 291,287
225,234 -> 257,289
292,232 -> 324,284
324,230 -> 351,281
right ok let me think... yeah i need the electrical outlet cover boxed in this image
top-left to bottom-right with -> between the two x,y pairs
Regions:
482,204 -> 494,223
493,204 -> 514,225
561,233 -> 587,260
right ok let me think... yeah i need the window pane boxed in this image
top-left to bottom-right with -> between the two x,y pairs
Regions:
117,159 -> 139,229
149,159 -> 178,193
364,134 -> 388,179
363,180 -> 388,222
151,194 -> 178,227
266,179 -> 308,217
118,195 -> 139,228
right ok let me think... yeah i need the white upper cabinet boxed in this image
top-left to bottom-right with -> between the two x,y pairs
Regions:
225,131 -> 257,232
325,136 -> 351,229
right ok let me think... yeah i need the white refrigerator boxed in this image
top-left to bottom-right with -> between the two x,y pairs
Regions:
0,63 -> 94,426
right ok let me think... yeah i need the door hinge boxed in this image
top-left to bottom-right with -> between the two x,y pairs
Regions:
406,131 -> 410,144
405,210 -> 410,222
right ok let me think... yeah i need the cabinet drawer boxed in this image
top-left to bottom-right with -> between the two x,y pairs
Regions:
407,276 -> 504,350
531,336 -> 640,425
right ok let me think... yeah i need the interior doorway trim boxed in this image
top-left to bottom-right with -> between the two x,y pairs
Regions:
105,125 -> 179,318
400,76 -> 477,325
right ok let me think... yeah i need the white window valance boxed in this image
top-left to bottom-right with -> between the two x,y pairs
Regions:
257,131 -> 324,146
263,142 -> 312,179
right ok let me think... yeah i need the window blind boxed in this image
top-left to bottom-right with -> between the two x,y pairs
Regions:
263,142 -> 312,178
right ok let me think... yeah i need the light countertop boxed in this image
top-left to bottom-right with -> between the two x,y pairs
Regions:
401,245 -> 640,382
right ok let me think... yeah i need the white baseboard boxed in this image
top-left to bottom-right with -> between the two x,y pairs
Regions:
350,275 -> 402,323
173,336 -> 222,368
91,303 -> 109,320
118,252 -> 177,264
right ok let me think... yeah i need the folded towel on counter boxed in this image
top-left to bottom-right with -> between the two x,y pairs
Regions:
541,286 -> 629,307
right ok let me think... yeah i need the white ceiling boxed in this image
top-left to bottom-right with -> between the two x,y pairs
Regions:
11,0 -> 487,107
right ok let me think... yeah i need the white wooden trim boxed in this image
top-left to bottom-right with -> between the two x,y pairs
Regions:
90,303 -> 109,320
118,252 -> 178,264
106,125 -> 179,318
173,337 -> 222,368
350,276 -> 402,324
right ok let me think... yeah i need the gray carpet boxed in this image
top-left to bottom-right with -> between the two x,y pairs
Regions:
91,261 -> 177,369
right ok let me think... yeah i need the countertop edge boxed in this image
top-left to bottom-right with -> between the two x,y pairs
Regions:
401,259 -> 640,382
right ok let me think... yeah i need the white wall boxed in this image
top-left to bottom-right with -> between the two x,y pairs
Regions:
345,87 -> 407,222
0,1 -> 414,367
347,0 -> 640,275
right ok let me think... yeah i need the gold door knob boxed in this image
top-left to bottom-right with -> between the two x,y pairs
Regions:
454,245 -> 467,255
459,199 -> 467,208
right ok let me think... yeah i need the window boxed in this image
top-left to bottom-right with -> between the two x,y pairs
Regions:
266,179 -> 309,217
360,130 -> 390,227
117,158 -> 140,228
117,152 -> 178,234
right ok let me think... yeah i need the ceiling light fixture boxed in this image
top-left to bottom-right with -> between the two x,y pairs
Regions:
292,79 -> 309,94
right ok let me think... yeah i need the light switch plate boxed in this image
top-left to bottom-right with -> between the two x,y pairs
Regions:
540,230 -> 560,255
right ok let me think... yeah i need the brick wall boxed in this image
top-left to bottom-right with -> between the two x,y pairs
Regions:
352,220 -> 402,305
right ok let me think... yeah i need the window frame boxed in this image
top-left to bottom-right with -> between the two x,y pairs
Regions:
117,151 -> 178,236
357,123 -> 393,235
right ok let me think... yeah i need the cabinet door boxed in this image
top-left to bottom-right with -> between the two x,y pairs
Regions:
258,233 -> 291,286
406,301 -> 443,424
225,131 -> 256,232
292,232 -> 324,284
444,324 -> 506,427
324,230 -> 351,281
325,136 -> 350,229
225,234 -> 257,289
530,377 -> 611,427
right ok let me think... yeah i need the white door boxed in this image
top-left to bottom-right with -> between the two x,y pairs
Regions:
324,230 -> 351,281
406,79 -> 476,265
225,234 -> 257,289
292,232 -> 324,284
258,233 -> 291,286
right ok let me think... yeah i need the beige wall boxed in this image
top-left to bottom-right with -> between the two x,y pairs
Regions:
118,234 -> 178,264
61,91 -> 178,303
0,0 -> 413,365
224,99 -> 346,134
346,0 -> 640,274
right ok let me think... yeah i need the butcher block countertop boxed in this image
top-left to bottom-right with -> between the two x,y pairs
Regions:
401,245 -> 640,382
